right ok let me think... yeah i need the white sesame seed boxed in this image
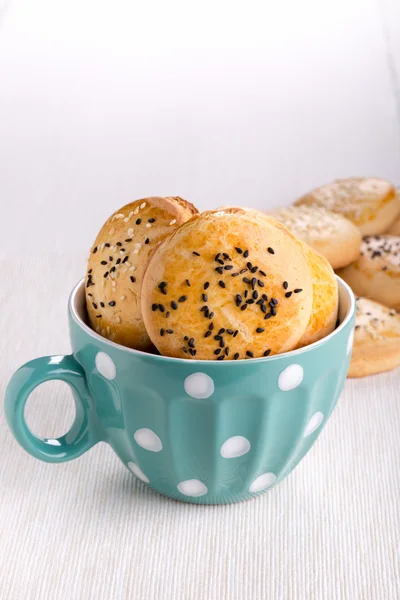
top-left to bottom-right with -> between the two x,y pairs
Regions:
130,265 -> 136,271
135,242 -> 141,248
107,326 -> 111,334
116,316 -> 121,324
120,295 -> 126,300
109,228 -> 115,235
122,267 -> 128,274
140,202 -> 146,209
123,217 -> 129,222
125,262 -> 131,268
115,213 -> 124,219
120,250 -> 125,255
101,329 -> 105,336
133,248 -> 139,254
169,219 -> 177,226
134,207 -> 139,214
146,223 -> 152,228
129,211 -> 134,218
128,228 -> 134,236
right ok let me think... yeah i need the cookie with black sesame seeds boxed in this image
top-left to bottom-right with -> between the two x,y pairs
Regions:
85,196 -> 198,349
270,204 -> 362,269
348,297 -> 400,377
295,177 -> 400,235
337,235 -> 400,311
141,208 -> 313,360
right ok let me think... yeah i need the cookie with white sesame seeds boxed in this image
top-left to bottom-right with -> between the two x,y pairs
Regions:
295,177 -> 400,235
270,204 -> 362,269
337,235 -> 400,311
141,208 -> 313,360
348,297 -> 400,377
85,196 -> 198,349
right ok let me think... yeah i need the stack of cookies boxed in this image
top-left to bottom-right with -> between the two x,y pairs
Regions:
273,178 -> 400,377
85,199 -> 339,361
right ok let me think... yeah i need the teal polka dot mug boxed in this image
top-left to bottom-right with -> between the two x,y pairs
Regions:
4,277 -> 355,504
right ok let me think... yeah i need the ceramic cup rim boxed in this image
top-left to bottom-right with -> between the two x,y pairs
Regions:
69,276 -> 355,365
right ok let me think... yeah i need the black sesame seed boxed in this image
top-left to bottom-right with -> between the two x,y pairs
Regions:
285,291 -> 292,298
218,328 -> 225,334
219,339 -> 225,348
178,296 -> 187,302
243,277 -> 251,284
145,238 -> 150,245
283,281 -> 288,289
88,293 -> 92,297
130,276 -> 136,283
270,307 -> 277,316
92,247 -> 98,254
224,265 -> 233,270
267,247 -> 274,254
244,291 -> 248,298
96,314 -> 102,318
184,336 -> 189,341
270,298 -> 278,306
101,260 -> 107,265
251,266 -> 258,273
209,322 -> 214,330
158,281 -> 167,289
105,243 -> 111,247
92,302 -> 98,309
225,347 -> 229,356
165,311 -> 170,318
251,278 -> 256,290
233,330 -> 239,337
214,349 -> 221,355
188,338 -> 195,348
209,312 -> 214,319
235,247 -> 243,254
294,288 -> 303,294
240,269 -> 248,274
200,306 -> 208,312
262,294 -> 268,301
256,327 -> 264,333
204,309 -> 210,318
110,266 -> 116,273
223,253 -> 230,260
159,305 -> 165,313
246,351 -> 254,358
148,218 -> 156,223
256,299 -> 263,305
234,353 -> 239,360
247,262 -> 253,270
183,347 -> 188,353
219,280 -> 226,288
215,253 -> 221,261
215,267 -> 223,274
202,294 -> 208,302
263,349 -> 271,357
160,329 -> 165,336
246,299 -> 255,304
152,304 -> 158,311
232,272 -> 239,277
103,271 -> 109,278
205,330 -> 212,338
136,218 -> 141,225
261,304 -> 267,313
189,348 -> 196,356
116,258 -> 121,265
217,355 -> 225,360
236,294 -> 243,303
123,256 -> 129,263
88,269 -> 92,274
193,251 -> 200,256
214,335 -> 222,341
100,302 -> 105,308
204,282 -> 210,290
108,301 -> 116,307
253,291 -> 259,300
116,242 -> 122,247
227,329 -> 233,335
258,280 -> 265,288
160,288 -> 167,295
166,329 -> 174,334
125,239 -> 132,243
171,301 -> 178,309
109,256 -> 113,261
241,304 -> 248,311
243,250 -> 249,258
186,279 -> 191,286
355,325 -> 360,330
259,270 -> 267,277
217,259 -> 224,265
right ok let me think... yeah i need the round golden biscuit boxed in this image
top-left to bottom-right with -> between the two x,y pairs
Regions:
337,235 -> 400,311
85,196 -> 197,350
271,204 -> 361,269
387,189 -> 400,235
295,245 -> 338,348
295,177 -> 400,235
348,297 -> 400,377
141,209 -> 313,360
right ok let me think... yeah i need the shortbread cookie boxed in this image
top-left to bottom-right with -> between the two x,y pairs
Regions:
141,209 -> 313,360
348,297 -> 400,377
86,196 -> 197,349
337,235 -> 400,311
295,177 -> 400,235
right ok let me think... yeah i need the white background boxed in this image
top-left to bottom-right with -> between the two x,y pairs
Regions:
0,0 -> 400,253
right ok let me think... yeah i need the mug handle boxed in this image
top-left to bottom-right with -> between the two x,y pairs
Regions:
4,355 -> 100,463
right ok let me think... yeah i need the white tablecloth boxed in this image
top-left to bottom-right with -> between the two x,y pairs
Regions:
1,254 -> 399,600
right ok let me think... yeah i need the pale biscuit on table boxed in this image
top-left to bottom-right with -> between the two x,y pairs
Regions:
295,177 -> 400,235
348,297 -> 400,377
337,235 -> 400,311
141,209 -> 313,360
271,204 -> 361,269
86,196 -> 197,350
